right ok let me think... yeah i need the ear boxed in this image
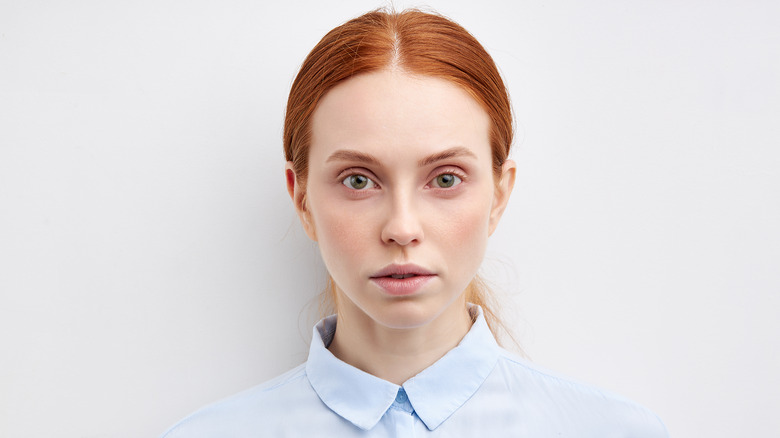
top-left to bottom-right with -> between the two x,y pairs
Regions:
488,159 -> 516,236
285,162 -> 317,241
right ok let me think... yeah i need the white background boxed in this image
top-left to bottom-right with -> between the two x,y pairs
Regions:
1,1 -> 778,437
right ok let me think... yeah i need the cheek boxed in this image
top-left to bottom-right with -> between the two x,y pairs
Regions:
308,193 -> 375,274
429,192 -> 493,265
315,210 -> 357,244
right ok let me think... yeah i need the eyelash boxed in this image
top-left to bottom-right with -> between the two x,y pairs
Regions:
338,168 -> 466,191
427,170 -> 464,189
341,173 -> 377,190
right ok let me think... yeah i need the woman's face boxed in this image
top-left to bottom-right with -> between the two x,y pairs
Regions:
287,70 -> 515,330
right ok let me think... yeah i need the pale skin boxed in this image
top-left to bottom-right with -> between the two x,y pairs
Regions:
286,69 -> 515,385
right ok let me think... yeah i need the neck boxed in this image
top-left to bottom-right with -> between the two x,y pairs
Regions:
327,297 -> 473,385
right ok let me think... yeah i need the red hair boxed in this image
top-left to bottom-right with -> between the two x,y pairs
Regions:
284,9 -> 514,339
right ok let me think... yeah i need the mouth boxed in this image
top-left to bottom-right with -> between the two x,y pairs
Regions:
371,263 -> 435,279
370,264 -> 436,295
388,274 -> 416,279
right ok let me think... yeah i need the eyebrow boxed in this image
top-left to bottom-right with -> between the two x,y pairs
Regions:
325,146 -> 477,167
325,149 -> 380,165
417,146 -> 478,167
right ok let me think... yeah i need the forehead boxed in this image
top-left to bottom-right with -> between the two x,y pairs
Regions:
309,70 -> 492,164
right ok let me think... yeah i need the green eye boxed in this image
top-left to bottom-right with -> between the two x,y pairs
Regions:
432,173 -> 461,188
342,174 -> 375,190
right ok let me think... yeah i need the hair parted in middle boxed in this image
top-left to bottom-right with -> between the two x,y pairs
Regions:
283,8 -> 515,341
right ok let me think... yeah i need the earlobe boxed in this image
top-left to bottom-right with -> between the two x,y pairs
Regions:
285,162 -> 317,241
285,165 -> 297,201
488,159 -> 517,236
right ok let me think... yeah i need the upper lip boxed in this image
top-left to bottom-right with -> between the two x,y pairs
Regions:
370,263 -> 435,278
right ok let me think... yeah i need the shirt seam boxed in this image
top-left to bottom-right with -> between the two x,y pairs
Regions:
496,351 -> 655,409
496,351 -> 669,435
161,367 -> 308,437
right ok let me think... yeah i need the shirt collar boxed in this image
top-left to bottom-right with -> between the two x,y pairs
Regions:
305,305 -> 500,431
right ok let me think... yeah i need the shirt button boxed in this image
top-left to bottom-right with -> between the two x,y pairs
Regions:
395,388 -> 408,403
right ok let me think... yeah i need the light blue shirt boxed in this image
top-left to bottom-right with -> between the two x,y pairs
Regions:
163,307 -> 668,437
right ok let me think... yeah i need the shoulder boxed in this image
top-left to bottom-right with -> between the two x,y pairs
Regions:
488,349 -> 669,437
161,363 -> 315,438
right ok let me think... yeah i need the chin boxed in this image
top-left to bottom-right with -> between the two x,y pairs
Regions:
362,297 -> 458,330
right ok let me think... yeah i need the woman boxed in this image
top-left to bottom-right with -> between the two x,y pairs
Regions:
163,8 -> 668,437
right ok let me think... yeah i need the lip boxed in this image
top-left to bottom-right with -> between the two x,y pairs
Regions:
370,263 -> 436,296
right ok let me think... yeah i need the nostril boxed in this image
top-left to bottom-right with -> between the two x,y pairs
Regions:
382,231 -> 422,246
381,211 -> 424,246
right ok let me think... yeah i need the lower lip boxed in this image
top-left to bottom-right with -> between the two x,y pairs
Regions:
370,275 -> 435,296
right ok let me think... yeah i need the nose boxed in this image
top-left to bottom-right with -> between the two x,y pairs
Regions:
380,193 -> 424,246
